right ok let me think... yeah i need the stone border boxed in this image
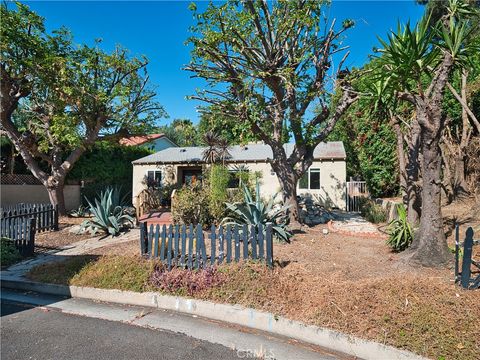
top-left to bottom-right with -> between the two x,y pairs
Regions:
327,220 -> 388,239
1,278 -> 427,360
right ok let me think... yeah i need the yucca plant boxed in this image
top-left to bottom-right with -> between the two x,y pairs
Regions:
81,187 -> 134,236
386,204 -> 413,252
222,179 -> 292,243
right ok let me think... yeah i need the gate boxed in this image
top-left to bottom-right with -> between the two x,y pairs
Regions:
346,181 -> 368,212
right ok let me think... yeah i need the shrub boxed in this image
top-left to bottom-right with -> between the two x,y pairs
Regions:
223,179 -> 292,243
208,164 -> 230,222
68,141 -> 152,206
1,237 -> 22,267
386,204 -> 413,252
149,266 -> 225,296
172,183 -> 211,225
81,186 -> 134,236
358,197 -> 387,223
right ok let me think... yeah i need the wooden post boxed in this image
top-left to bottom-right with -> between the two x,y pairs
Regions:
265,223 -> 273,268
139,221 -> 148,255
27,217 -> 36,257
54,204 -> 59,231
454,224 -> 459,283
461,227 -> 474,289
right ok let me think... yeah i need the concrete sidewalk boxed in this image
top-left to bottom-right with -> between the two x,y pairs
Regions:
1,229 -> 139,281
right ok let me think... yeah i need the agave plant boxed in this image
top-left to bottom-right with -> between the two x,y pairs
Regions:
386,204 -> 413,252
81,187 -> 134,236
222,179 -> 292,243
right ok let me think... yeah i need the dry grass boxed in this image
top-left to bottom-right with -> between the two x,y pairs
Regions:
26,254 -> 479,360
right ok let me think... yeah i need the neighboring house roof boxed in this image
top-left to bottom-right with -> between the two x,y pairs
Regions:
132,141 -> 346,165
119,133 -> 167,147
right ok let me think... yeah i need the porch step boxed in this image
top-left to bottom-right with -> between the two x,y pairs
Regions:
138,211 -> 173,227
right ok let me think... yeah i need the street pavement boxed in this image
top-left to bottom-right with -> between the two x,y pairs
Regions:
1,289 -> 351,360
1,298 -> 240,360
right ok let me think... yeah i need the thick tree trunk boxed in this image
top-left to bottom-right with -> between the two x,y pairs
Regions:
46,180 -> 67,216
406,133 -> 450,266
405,120 -> 422,225
269,156 -> 302,229
391,118 -> 408,202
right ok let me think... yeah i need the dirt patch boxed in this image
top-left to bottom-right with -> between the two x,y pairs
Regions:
34,217 -> 93,252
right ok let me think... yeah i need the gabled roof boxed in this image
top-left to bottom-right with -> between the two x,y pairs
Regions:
119,133 -> 166,147
132,141 -> 346,165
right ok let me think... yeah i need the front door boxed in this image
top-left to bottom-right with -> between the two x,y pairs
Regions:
181,168 -> 203,185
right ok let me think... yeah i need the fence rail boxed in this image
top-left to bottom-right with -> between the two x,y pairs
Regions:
140,223 -> 273,270
455,225 -> 479,290
1,203 -> 58,232
346,181 -> 368,212
0,217 -> 36,256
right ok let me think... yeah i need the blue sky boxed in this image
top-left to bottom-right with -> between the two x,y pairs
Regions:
24,1 -> 425,126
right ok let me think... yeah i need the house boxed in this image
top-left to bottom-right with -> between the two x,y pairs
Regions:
132,141 -> 347,210
119,133 -> 177,152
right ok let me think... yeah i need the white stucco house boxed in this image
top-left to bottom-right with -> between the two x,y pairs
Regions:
132,141 -> 347,210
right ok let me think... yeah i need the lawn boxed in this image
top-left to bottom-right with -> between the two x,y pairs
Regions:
26,222 -> 479,360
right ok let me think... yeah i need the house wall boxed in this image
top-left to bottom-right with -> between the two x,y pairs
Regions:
132,159 -> 346,210
1,185 -> 81,211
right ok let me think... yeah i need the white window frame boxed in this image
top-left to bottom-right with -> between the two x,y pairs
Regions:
146,170 -> 162,186
298,168 -> 320,190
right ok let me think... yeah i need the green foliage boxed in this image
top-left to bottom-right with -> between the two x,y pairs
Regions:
69,205 -> 91,218
386,204 -> 413,252
156,119 -> 199,147
208,165 -> 230,222
1,237 -> 22,267
81,187 -> 134,236
172,183 -> 211,226
223,180 -> 292,243
358,197 -> 388,224
68,141 -> 152,205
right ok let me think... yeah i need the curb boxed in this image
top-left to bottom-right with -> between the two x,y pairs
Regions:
1,278 -> 427,360
327,220 -> 388,239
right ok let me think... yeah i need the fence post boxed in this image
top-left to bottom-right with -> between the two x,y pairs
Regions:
28,217 -> 36,257
265,222 -> 273,268
460,227 -> 474,289
53,204 -> 59,231
139,222 -> 148,255
454,224 -> 459,283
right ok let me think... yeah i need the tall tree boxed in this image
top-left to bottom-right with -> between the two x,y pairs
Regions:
1,3 -> 166,214
376,1 -> 478,266
186,0 -> 357,226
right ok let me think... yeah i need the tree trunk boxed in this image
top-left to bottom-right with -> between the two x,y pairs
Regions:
405,120 -> 450,267
270,160 -> 302,229
405,120 -> 422,225
391,117 -> 407,202
46,176 -> 67,216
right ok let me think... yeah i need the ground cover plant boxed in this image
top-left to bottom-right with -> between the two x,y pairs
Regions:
1,237 -> 22,268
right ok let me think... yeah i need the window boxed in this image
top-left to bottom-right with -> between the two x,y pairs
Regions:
227,170 -> 249,189
146,170 -> 162,188
298,168 -> 320,190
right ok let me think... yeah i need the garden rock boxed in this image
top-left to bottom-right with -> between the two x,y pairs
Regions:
298,196 -> 333,226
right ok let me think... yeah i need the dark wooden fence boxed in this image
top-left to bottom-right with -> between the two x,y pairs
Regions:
0,215 -> 36,256
140,223 -> 273,269
455,225 -> 479,290
1,204 -> 58,232
1,203 -> 59,257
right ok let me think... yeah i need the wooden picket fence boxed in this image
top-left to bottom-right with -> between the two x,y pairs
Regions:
0,215 -> 36,256
1,203 -> 58,232
140,223 -> 273,269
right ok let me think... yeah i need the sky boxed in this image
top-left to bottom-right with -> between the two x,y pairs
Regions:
24,1 -> 425,126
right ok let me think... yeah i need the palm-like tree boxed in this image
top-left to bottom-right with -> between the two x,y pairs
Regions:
375,0 -> 477,267
202,131 -> 231,164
